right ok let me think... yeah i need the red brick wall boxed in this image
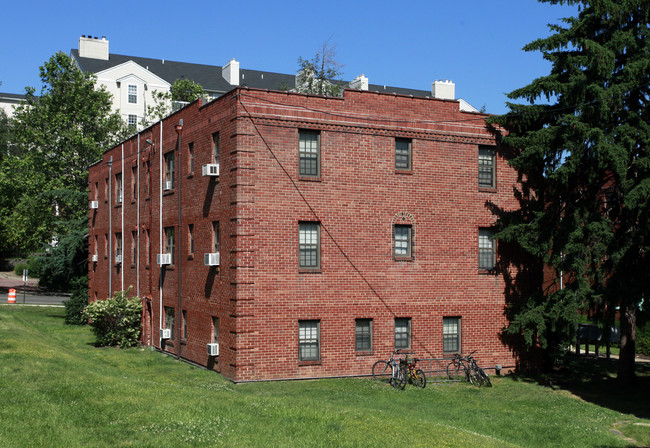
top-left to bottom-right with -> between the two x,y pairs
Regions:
89,88 -> 533,382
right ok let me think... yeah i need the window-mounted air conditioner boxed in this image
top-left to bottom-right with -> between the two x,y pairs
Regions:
202,163 -> 220,177
163,181 -> 173,191
114,255 -> 122,264
157,253 -> 172,265
90,201 -> 99,209
204,252 -> 220,266
207,343 -> 220,356
91,254 -> 98,262
160,328 -> 171,340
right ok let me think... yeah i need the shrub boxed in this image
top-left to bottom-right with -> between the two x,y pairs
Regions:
64,276 -> 88,325
13,262 -> 28,277
84,288 -> 143,348
637,322 -> 650,357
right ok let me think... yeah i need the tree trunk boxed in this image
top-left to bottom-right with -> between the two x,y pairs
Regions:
617,304 -> 637,386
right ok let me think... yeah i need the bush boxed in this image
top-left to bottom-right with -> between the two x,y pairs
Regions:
13,262 -> 28,277
64,276 -> 88,325
637,321 -> 650,356
84,288 -> 142,348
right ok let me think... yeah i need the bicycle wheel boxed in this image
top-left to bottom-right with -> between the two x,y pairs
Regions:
468,368 -> 482,387
414,369 -> 426,388
393,364 -> 407,390
372,360 -> 392,384
479,368 -> 492,387
446,360 -> 462,381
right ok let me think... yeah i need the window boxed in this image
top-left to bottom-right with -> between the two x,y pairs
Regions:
165,227 -> 175,263
212,316 -> 219,343
478,147 -> 496,189
395,138 -> 412,170
188,224 -> 194,256
182,310 -> 188,340
115,173 -> 122,204
164,306 -> 175,340
299,320 -> 320,361
355,319 -> 373,352
479,228 -> 495,270
131,166 -> 137,201
212,221 -> 220,253
104,234 -> 108,257
211,132 -> 220,164
145,160 -> 151,196
94,182 -> 98,201
188,142 -> 194,174
131,230 -> 137,264
164,151 -> 175,189
127,114 -> 137,128
145,229 -> 150,264
94,235 -> 98,257
443,317 -> 461,353
299,130 -> 320,177
395,318 -> 411,349
104,178 -> 108,201
115,233 -> 122,260
393,224 -> 412,258
299,222 -> 320,269
128,85 -> 137,104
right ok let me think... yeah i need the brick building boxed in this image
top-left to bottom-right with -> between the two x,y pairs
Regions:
88,86 -> 526,382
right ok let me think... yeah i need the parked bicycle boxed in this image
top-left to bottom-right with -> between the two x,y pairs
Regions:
446,350 -> 492,387
372,350 -> 407,389
404,355 -> 426,388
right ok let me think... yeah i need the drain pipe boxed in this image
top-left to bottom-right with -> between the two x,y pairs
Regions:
159,122 -> 164,348
107,156 -> 113,298
121,143 -> 125,291
175,119 -> 183,359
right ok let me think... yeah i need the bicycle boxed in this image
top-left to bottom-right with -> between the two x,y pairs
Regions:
446,350 -> 492,387
404,355 -> 426,388
372,350 -> 407,389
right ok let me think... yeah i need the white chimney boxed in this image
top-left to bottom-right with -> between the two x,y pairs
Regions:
349,74 -> 369,91
222,58 -> 240,86
432,79 -> 455,100
79,35 -> 109,60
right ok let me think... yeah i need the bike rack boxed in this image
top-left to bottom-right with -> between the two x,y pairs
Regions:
416,356 -> 465,383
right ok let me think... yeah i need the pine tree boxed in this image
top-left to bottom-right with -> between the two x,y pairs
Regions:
493,0 -> 650,385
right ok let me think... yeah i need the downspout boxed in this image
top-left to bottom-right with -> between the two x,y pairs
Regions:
108,156 -> 113,298
175,119 -> 183,359
136,136 -> 140,297
121,143 -> 125,291
159,122 -> 164,348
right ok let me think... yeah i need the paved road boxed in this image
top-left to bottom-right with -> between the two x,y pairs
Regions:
3,290 -> 69,306
0,272 -> 69,306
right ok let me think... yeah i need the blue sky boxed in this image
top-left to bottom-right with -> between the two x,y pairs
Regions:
1,0 -> 578,114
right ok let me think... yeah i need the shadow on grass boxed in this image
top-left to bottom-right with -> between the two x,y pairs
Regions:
511,354 -> 650,419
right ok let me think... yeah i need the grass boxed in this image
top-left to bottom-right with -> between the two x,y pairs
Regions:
1,306 -> 649,447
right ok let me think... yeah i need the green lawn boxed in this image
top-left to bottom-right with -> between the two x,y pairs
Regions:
1,306 -> 648,447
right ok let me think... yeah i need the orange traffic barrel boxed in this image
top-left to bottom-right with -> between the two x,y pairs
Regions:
7,288 -> 16,304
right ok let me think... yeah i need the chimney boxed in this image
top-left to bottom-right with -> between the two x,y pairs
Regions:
432,80 -> 455,100
78,35 -> 109,60
349,74 -> 369,91
222,58 -> 240,86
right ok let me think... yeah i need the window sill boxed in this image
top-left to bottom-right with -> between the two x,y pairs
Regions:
478,268 -> 496,275
393,257 -> 413,262
479,187 -> 497,193
131,200 -> 136,205
355,351 -> 374,357
163,189 -> 175,197
299,176 -> 322,182
394,169 -> 413,175
187,255 -> 194,261
298,360 -> 321,366
187,173 -> 194,179
114,203 -> 122,208
130,264 -> 136,269
299,269 -> 322,274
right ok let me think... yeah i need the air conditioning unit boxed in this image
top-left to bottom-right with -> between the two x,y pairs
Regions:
204,252 -> 220,266
160,328 -> 171,339
115,255 -> 122,264
164,180 -> 173,190
207,343 -> 220,356
91,254 -> 98,262
90,201 -> 99,209
202,163 -> 220,177
157,253 -> 172,265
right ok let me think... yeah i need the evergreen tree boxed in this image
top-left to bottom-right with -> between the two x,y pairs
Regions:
493,0 -> 650,385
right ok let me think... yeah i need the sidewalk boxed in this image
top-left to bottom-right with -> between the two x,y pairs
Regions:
0,270 -> 43,295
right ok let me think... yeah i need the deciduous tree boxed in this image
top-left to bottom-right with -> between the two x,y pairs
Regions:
295,41 -> 344,96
